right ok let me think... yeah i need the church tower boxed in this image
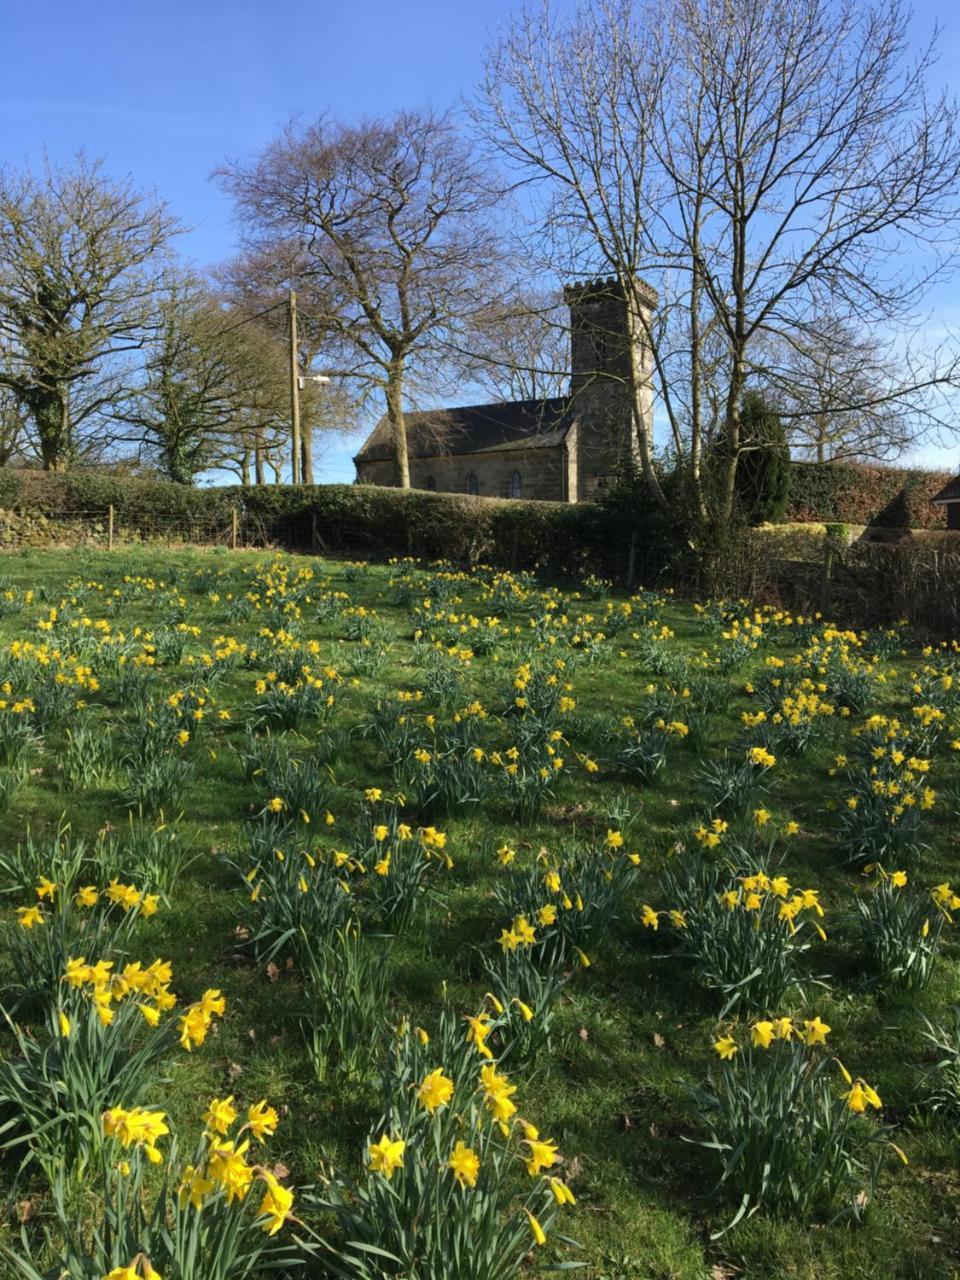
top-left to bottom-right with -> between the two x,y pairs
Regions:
563,275 -> 658,500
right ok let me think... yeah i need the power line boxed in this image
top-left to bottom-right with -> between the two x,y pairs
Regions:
211,299 -> 288,339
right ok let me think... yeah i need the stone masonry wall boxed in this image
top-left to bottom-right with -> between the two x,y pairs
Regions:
356,445 -> 570,502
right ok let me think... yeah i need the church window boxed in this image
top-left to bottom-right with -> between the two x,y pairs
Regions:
466,472 -> 479,495
425,475 -> 436,491
509,470 -> 522,499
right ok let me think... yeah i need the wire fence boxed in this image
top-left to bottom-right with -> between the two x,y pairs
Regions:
3,504 -> 960,633
0,509 -> 234,550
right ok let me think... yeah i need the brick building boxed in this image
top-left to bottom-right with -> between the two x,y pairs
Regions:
353,276 -> 657,502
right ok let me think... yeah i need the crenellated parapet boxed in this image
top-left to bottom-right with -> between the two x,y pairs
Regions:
562,274 -> 659,309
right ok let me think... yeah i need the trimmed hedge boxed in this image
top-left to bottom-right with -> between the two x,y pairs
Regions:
240,483 -> 664,581
0,469 -> 238,520
785,461 -> 950,529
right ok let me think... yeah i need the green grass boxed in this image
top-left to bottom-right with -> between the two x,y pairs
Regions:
0,545 -> 958,1277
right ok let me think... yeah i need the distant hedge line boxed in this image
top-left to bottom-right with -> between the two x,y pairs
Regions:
0,470 -> 239,520
0,459 -> 950,565
0,472 -> 657,579
784,460 -> 950,528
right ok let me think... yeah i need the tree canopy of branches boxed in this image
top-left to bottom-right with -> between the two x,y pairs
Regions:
455,290 -> 570,403
0,154 -> 178,470
216,246 -> 361,484
116,274 -> 293,485
479,0 -> 960,543
762,319 -> 917,464
217,109 -> 507,487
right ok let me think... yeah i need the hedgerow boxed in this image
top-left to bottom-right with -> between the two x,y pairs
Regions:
785,461 -> 949,529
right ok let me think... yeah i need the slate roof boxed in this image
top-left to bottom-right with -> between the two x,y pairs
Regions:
354,397 -> 573,464
932,474 -> 960,504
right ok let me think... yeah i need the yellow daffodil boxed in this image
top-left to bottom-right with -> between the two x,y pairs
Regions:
448,1139 -> 480,1188
368,1133 -> 406,1179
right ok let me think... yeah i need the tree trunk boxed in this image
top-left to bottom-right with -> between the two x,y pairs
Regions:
686,211 -> 710,523
719,362 -> 747,525
28,389 -> 69,471
815,420 -> 828,464
624,303 -> 668,511
301,424 -> 314,486
241,447 -> 251,486
255,438 -> 266,486
386,364 -> 410,489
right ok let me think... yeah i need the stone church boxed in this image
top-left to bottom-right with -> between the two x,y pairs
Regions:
353,276 -> 657,502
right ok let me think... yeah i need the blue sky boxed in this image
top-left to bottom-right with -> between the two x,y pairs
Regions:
2,0 -> 959,480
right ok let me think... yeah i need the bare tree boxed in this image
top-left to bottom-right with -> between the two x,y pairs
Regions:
456,289 -> 570,402
759,320 -> 917,463
0,385 -> 30,467
478,3 -> 671,504
217,110 -> 507,487
115,273 -> 293,484
479,0 -> 960,534
0,154 -> 179,470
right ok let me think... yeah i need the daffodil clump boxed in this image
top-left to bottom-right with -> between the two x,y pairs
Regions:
740,676 -> 838,757
493,840 -> 638,968
304,1014 -> 577,1279
615,713 -> 675,785
359,804 -> 453,930
696,744 -> 777,818
657,860 -> 826,1013
251,665 -> 336,730
836,715 -> 938,862
177,1095 -> 294,1236
6,1097 -> 296,1280
6,873 -> 161,999
855,865 -> 955,992
241,795 -> 452,949
64,955 -> 225,1051
482,915 -> 573,1067
686,1015 -> 903,1227
12,874 -> 158,932
240,837 -> 355,964
0,948 -> 224,1181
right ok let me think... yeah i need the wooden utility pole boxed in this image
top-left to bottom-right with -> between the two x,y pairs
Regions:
289,289 -> 301,484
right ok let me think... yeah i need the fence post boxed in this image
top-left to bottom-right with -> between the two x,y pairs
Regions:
107,504 -> 114,550
231,507 -> 239,551
821,544 -> 834,613
626,530 -> 637,589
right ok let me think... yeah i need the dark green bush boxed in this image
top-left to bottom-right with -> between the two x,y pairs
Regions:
724,393 -> 792,525
0,471 -> 22,508
230,477 -> 680,585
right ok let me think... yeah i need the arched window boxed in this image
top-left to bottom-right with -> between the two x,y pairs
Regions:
509,470 -> 522,499
424,475 -> 436,491
466,472 -> 479,496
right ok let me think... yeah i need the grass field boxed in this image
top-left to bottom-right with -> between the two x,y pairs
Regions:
0,546 -> 959,1279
